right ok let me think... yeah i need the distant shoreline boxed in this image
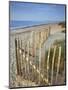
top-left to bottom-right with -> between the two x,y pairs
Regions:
10,22 -> 65,36
10,21 -> 64,30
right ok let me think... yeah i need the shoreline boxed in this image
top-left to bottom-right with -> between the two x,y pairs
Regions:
10,22 -> 62,30
10,22 -> 65,35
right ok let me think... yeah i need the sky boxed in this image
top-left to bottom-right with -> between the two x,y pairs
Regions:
10,1 -> 66,22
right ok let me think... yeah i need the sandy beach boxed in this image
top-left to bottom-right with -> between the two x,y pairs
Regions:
10,23 -> 65,35
9,23 -> 65,87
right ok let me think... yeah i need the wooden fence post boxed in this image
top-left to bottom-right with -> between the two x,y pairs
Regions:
18,38 -> 21,76
15,38 -> 19,75
56,46 -> 61,83
47,47 -> 50,83
38,44 -> 41,85
19,40 -> 23,76
26,41 -> 30,83
51,46 -> 56,84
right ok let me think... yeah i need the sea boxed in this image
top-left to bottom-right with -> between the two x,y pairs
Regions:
10,20 -> 59,30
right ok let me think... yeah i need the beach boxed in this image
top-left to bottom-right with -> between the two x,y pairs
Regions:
9,23 -> 65,87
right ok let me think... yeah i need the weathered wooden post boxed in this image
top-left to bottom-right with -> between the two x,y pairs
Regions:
42,43 -> 45,79
21,40 -> 24,78
38,31 -> 42,85
39,43 -> 41,85
26,41 -> 30,83
34,31 -> 38,84
47,47 -> 50,84
19,40 -> 23,76
25,42 -> 27,79
51,46 -> 56,84
18,38 -> 21,76
22,40 -> 25,79
15,38 -> 22,86
56,46 -> 61,83
32,31 -> 35,82
15,38 -> 19,75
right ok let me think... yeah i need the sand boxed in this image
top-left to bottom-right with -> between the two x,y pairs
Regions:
9,23 -> 65,88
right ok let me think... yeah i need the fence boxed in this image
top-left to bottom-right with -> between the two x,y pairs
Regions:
15,30 -> 64,86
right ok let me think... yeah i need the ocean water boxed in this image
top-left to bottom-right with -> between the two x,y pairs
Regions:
10,20 -> 58,30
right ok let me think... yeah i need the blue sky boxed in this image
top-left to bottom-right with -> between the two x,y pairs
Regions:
10,1 -> 65,22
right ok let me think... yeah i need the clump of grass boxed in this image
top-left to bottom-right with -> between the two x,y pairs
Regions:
44,39 -> 65,75
58,22 -> 66,28
54,40 -> 65,74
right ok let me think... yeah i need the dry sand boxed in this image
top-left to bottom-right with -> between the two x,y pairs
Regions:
9,23 -> 65,88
